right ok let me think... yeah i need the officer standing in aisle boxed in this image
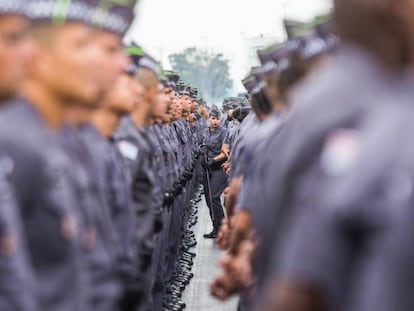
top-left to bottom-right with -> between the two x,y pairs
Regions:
201,109 -> 228,238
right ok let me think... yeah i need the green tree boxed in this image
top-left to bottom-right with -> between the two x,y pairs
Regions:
169,47 -> 233,103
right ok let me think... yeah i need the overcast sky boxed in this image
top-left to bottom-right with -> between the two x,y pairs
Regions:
125,0 -> 333,93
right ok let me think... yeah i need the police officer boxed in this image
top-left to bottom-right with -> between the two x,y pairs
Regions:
88,71 -> 141,311
259,2 -> 414,310
0,0 -> 108,309
115,44 -> 161,311
233,0 -> 408,310
201,108 -> 228,238
58,3 -> 137,311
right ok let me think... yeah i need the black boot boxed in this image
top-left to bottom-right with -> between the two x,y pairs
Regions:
203,229 -> 217,239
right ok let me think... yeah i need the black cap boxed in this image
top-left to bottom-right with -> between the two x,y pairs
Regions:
209,108 -> 220,119
164,70 -> 180,84
315,20 -> 336,38
297,32 -> 338,60
190,87 -> 198,99
179,83 -> 191,96
163,71 -> 180,92
0,0 -> 25,15
125,43 -> 159,75
242,73 -> 257,94
27,0 -> 137,36
159,76 -> 169,88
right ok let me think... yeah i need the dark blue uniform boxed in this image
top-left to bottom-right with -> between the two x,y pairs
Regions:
201,125 -> 228,232
61,125 -> 122,311
0,100 -> 87,311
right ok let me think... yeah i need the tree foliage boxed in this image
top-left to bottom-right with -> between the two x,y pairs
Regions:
169,47 -> 233,103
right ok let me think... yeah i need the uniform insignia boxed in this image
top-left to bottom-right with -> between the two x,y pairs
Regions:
118,140 -> 139,160
320,129 -> 361,177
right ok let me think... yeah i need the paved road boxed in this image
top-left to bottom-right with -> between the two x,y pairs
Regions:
182,196 -> 238,311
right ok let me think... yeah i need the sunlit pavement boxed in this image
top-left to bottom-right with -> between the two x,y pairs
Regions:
182,196 -> 238,310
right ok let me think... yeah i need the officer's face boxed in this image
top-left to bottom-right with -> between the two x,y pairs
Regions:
92,31 -> 129,100
174,96 -> 182,118
191,99 -> 197,112
265,72 -> 280,105
103,74 -> 136,114
166,86 -> 175,101
209,115 -> 220,128
0,15 -> 33,101
202,106 -> 209,118
129,76 -> 144,110
153,84 -> 169,118
188,113 -> 195,126
181,95 -> 191,112
130,79 -> 148,116
31,22 -> 99,105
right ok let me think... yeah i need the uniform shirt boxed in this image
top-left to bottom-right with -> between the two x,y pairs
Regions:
165,124 -> 180,186
320,84 -> 414,311
0,171 -> 36,311
146,125 -> 167,219
220,112 -> 230,128
0,100 -> 86,311
113,117 -> 156,259
61,126 -> 122,307
223,120 -> 239,153
173,120 -> 188,173
154,124 -> 174,191
201,126 -> 227,160
230,113 -> 260,178
82,125 -> 138,279
238,111 -> 289,212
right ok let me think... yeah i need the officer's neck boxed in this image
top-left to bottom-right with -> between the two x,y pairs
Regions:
130,107 -> 151,129
64,104 -> 94,126
21,79 -> 66,131
91,108 -> 122,139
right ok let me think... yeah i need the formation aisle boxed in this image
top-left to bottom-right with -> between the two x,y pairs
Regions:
182,196 -> 238,310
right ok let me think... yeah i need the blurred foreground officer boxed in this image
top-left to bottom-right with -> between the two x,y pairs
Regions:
89,72 -> 140,311
0,1 -> 37,310
77,6 -> 138,311
353,108 -> 414,311
56,2 -> 137,310
0,0 -> 110,309
256,0 -> 411,310
201,109 -> 228,238
114,44 -> 160,311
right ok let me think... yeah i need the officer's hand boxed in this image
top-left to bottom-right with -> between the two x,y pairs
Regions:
210,271 -> 241,300
83,226 -> 96,250
0,233 -> 17,256
61,215 -> 77,240
206,157 -> 215,167
216,219 -> 230,251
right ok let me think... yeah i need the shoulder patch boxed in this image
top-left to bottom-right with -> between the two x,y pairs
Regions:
118,140 -> 139,161
320,129 -> 361,177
